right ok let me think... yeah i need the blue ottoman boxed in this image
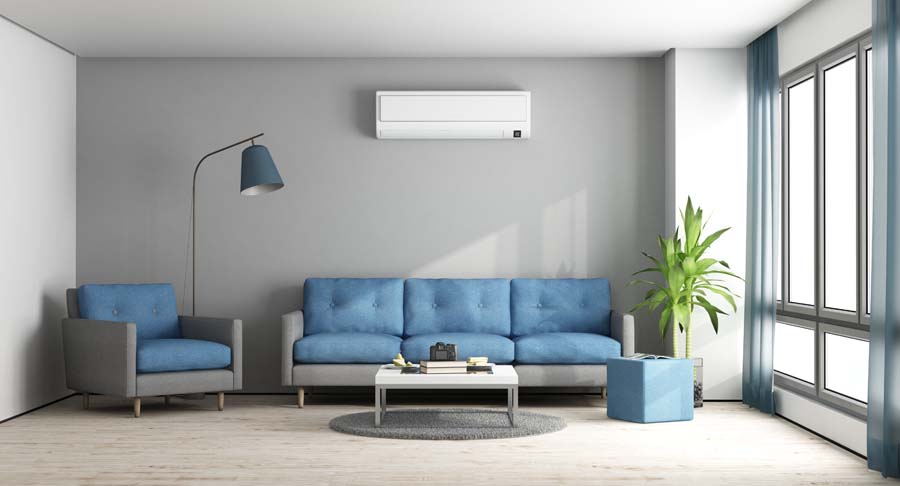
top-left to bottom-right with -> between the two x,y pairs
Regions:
607,356 -> 694,423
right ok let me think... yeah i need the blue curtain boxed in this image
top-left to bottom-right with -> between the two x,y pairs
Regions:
742,27 -> 778,414
869,0 -> 900,477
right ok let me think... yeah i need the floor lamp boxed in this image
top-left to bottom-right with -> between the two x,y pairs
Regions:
191,132 -> 284,315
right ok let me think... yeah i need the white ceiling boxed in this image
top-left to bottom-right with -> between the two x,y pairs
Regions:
1,0 -> 811,58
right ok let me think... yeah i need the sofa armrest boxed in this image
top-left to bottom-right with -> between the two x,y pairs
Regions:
611,311 -> 635,357
180,316 -> 243,390
62,318 -> 137,397
282,310 -> 304,386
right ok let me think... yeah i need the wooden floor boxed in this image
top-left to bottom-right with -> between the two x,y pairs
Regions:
0,393 -> 891,485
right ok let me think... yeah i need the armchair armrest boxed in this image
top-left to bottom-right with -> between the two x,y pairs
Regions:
62,318 -> 137,397
180,316 -> 242,390
282,310 -> 304,386
611,311 -> 635,357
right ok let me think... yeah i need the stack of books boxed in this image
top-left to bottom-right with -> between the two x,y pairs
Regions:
420,360 -> 467,374
467,357 -> 493,371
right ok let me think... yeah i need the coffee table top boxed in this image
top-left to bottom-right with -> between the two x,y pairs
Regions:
375,364 -> 518,387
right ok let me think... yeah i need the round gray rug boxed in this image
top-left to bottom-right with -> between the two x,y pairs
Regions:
329,408 -> 566,440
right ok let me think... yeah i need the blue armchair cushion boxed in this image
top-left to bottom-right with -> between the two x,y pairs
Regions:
78,283 -> 181,340
294,332 -> 402,364
510,278 -> 611,337
303,278 -> 404,336
401,333 -> 515,364
514,332 -> 621,364
136,338 -> 231,374
404,279 -> 511,336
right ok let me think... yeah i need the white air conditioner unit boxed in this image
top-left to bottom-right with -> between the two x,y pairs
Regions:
376,91 -> 531,139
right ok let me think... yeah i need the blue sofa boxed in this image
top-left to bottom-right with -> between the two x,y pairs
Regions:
282,278 -> 634,406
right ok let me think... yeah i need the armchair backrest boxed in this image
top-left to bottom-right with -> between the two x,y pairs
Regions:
66,288 -> 80,318
76,283 -> 181,340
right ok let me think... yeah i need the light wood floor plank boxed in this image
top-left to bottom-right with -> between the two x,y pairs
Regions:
0,394 -> 890,485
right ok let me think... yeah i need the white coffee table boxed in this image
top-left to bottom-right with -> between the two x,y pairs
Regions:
374,365 -> 519,427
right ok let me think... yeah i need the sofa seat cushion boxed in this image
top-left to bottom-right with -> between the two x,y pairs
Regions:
79,283 -> 181,340
294,332 -> 402,364
137,339 -> 231,374
401,333 -> 515,364
514,332 -> 621,364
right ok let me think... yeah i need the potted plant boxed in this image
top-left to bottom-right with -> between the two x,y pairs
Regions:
630,197 -> 742,407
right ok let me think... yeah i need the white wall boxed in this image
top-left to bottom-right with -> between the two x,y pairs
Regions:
0,17 -> 76,420
665,48 -> 748,400
778,0 -> 871,75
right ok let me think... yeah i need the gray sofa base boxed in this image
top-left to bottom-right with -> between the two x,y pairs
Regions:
290,364 -> 607,388
292,364 -> 384,387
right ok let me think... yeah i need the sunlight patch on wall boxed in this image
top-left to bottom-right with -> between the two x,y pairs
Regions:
542,190 -> 587,278
410,223 -> 519,277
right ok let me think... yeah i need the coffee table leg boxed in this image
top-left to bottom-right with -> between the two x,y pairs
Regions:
513,386 -> 519,426
508,387 -> 517,427
375,386 -> 382,427
381,388 -> 387,423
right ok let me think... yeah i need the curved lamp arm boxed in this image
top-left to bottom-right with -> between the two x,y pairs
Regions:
191,133 -> 264,316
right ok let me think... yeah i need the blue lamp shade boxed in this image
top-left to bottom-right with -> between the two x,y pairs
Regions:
240,144 -> 284,195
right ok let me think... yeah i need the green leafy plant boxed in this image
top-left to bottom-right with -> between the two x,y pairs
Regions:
630,198 -> 742,358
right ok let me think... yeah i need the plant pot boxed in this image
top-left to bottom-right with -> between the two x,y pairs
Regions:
693,357 -> 703,408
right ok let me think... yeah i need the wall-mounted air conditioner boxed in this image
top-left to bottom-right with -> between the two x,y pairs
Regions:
375,91 -> 531,139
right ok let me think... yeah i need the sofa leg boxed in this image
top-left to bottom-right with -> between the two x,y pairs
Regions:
82,393 -> 90,410
133,398 -> 141,418
217,392 -> 224,411
297,387 -> 305,408
601,386 -> 607,400
164,395 -> 171,405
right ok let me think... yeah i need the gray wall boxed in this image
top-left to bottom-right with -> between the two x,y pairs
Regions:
77,58 -> 666,391
1,17 -> 76,420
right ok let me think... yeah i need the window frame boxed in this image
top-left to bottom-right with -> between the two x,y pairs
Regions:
861,38 -> 873,324
777,32 -> 871,420
818,44 -> 861,322
773,316 -> 817,395
781,66 -> 817,317
818,323 -> 869,416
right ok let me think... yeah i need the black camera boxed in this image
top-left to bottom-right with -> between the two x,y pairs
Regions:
429,342 -> 458,361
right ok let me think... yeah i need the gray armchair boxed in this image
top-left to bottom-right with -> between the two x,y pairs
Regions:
62,283 -> 241,417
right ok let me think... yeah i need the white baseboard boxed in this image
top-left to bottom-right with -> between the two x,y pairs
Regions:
774,386 -> 866,456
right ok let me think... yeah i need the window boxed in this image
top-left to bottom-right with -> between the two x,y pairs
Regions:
867,47 -> 873,315
823,57 -> 858,313
787,77 -> 816,307
777,34 -> 871,418
774,321 -> 815,384
824,332 -> 869,403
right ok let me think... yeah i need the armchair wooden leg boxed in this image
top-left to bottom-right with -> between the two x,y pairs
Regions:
217,392 -> 224,411
601,386 -> 607,400
164,395 -> 170,405
297,387 -> 305,408
82,393 -> 90,410
133,398 -> 141,418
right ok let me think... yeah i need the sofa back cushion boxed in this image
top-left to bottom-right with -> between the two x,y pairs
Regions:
303,278 -> 404,336
78,283 -> 181,340
404,279 -> 511,336
510,278 -> 611,337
